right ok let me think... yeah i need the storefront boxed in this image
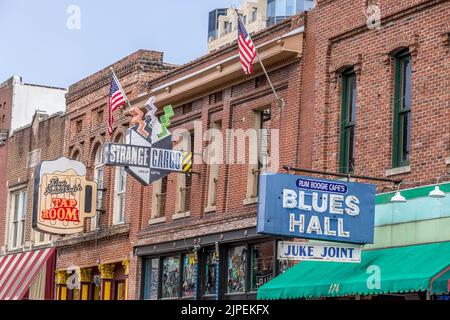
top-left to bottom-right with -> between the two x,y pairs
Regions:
257,182 -> 450,300
257,241 -> 450,300
137,227 -> 295,300
0,247 -> 56,300
55,260 -> 129,300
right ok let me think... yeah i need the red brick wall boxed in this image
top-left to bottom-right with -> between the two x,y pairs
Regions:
0,81 -> 13,250
56,50 -> 176,299
132,17 -> 306,299
2,112 -> 65,251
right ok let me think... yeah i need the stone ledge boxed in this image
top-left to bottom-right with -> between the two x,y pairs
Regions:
204,206 -> 217,214
148,217 -> 166,225
172,211 -> 191,220
386,165 -> 411,177
243,197 -> 258,206
55,224 -> 130,248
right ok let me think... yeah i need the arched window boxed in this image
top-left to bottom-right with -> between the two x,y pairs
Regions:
92,144 -> 103,231
113,136 -> 126,224
72,149 -> 81,161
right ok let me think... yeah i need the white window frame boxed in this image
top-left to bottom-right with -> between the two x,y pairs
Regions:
91,145 -> 103,231
7,188 -> 27,250
113,136 -> 126,225
113,166 -> 126,225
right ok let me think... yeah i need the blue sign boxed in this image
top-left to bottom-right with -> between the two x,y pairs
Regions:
257,173 -> 376,244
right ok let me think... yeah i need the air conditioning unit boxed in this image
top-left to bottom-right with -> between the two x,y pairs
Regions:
0,130 -> 7,145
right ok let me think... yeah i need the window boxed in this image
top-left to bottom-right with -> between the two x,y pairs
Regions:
203,248 -> 217,296
339,69 -> 357,173
209,91 -> 223,105
252,9 -> 257,22
27,149 -> 41,169
76,120 -> 83,133
228,22 -> 233,33
250,242 -> 274,291
242,15 -> 247,25
8,189 -> 27,249
182,253 -> 196,297
247,107 -> 271,200
113,136 -> 126,224
182,102 -> 192,114
392,50 -> 412,168
176,132 -> 193,214
97,110 -> 103,124
223,21 -> 229,34
255,75 -> 267,88
91,144 -> 103,230
72,150 -> 81,161
161,255 -> 180,299
143,259 -> 159,300
227,246 -> 246,294
152,176 -> 167,220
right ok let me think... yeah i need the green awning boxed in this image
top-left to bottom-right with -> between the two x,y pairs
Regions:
257,242 -> 450,300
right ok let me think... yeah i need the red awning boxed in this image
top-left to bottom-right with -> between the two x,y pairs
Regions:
0,247 -> 55,300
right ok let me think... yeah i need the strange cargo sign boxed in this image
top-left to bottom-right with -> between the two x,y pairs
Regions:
32,157 -> 98,235
277,241 -> 362,263
103,96 -> 192,185
257,173 -> 376,244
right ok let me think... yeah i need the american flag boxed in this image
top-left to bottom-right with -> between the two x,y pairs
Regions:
238,16 -> 257,75
108,71 -> 127,135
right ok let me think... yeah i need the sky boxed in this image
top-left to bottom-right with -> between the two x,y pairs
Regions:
0,0 -> 241,88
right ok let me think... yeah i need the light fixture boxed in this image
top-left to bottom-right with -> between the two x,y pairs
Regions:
429,186 -> 445,198
429,176 -> 446,198
390,180 -> 406,203
390,191 -> 406,203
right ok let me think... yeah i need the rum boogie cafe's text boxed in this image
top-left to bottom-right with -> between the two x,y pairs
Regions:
257,174 -> 376,244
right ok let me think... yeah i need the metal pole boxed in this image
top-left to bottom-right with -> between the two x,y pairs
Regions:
234,9 -> 284,109
283,165 -> 403,184
110,67 -> 132,109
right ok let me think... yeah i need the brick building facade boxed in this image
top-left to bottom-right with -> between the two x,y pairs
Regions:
1,0 -> 447,301
0,111 -> 65,299
130,17 -> 306,300
302,0 -> 450,186
54,50 -> 176,300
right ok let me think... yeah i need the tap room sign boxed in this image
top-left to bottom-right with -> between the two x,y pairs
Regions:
32,157 -> 98,235
257,173 -> 376,244
103,96 -> 193,185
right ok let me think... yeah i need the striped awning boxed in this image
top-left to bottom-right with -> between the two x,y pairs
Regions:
0,247 -> 55,300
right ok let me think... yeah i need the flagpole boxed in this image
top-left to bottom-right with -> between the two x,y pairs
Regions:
234,8 -> 285,109
109,67 -> 132,109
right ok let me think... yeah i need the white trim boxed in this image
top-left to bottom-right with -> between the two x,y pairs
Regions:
150,27 -> 304,93
148,217 -> 166,225
204,206 -> 217,214
446,156 -> 450,165
243,197 -> 258,205
172,211 -> 191,220
385,165 -> 411,177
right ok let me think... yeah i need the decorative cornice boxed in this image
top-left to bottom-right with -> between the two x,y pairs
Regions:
329,0 -> 446,44
99,264 -> 115,280
80,268 -> 92,283
55,270 -> 69,285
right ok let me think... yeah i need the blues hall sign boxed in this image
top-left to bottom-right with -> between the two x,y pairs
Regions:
104,97 -> 192,185
257,173 -> 376,244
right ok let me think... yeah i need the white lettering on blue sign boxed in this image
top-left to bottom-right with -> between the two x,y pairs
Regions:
256,174 -> 376,244
277,241 -> 362,263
